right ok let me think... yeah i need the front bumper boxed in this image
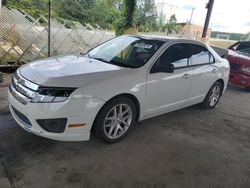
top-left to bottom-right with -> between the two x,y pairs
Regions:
229,72 -> 250,87
8,88 -> 105,141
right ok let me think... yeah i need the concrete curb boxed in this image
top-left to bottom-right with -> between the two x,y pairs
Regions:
0,161 -> 11,188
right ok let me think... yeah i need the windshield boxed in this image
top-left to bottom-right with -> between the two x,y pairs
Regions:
87,36 -> 164,68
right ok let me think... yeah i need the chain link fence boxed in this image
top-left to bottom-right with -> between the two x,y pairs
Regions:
0,6 -> 115,66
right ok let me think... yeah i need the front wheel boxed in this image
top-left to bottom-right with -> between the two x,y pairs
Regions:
93,97 -> 137,143
200,82 -> 223,109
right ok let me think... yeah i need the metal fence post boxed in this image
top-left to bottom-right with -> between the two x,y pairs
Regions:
48,0 -> 51,57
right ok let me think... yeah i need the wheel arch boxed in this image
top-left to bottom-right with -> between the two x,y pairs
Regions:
91,93 -> 141,133
216,79 -> 224,95
104,93 -> 141,121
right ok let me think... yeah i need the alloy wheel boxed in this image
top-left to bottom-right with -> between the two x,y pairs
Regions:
209,85 -> 221,107
103,104 -> 132,139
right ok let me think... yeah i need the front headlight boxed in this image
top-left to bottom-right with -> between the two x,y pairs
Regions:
242,66 -> 250,74
31,88 -> 76,103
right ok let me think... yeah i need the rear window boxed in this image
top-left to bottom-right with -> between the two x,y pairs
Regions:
189,45 -> 214,66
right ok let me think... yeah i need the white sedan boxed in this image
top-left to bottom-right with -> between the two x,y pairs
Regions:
8,35 -> 230,143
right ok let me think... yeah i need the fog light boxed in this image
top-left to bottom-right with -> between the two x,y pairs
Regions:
37,118 -> 67,133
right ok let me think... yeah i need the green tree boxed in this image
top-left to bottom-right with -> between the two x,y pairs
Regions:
115,0 -> 137,35
158,11 -> 166,31
3,0 -> 168,32
3,0 -> 48,18
93,0 -> 122,29
53,0 -> 95,24
165,14 -> 180,34
3,0 -> 116,28
137,0 -> 158,32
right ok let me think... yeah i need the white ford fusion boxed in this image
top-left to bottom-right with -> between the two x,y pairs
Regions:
8,35 -> 229,143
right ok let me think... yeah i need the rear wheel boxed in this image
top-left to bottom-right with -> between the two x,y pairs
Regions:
200,82 -> 223,109
94,97 -> 136,143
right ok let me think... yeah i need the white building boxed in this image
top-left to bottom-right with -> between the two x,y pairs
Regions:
155,0 -> 178,22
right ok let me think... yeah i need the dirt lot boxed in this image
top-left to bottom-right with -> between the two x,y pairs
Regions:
0,74 -> 250,188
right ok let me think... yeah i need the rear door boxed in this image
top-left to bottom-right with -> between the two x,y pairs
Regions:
187,44 -> 218,104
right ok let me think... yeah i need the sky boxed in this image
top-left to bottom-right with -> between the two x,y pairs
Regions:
155,0 -> 250,33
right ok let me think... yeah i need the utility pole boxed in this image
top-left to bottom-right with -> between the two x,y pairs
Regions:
189,8 -> 194,24
202,0 -> 214,38
48,0 -> 51,57
187,8 -> 194,39
0,0 -> 2,9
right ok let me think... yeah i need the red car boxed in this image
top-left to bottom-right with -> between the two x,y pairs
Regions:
227,41 -> 250,91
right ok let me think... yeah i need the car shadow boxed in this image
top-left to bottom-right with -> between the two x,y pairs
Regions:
1,82 -> 246,167
227,83 -> 246,92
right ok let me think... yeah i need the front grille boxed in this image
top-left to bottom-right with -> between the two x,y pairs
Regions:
11,74 -> 36,98
12,106 -> 32,127
10,71 -> 39,104
230,63 -> 242,70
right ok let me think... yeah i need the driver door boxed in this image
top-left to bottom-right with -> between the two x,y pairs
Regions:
144,43 -> 193,118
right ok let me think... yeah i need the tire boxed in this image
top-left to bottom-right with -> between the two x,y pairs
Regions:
245,86 -> 250,92
200,81 -> 223,109
93,96 -> 137,144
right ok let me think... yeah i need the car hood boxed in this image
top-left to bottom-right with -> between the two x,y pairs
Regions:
227,50 -> 250,66
19,55 -> 131,87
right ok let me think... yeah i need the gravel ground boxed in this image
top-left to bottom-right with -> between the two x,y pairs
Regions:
0,74 -> 250,188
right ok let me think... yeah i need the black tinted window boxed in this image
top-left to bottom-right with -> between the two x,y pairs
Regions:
159,43 -> 190,68
190,45 -> 214,65
236,44 -> 250,55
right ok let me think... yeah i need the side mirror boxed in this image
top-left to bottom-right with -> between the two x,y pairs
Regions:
151,63 -> 175,73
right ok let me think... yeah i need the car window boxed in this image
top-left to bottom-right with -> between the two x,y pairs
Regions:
189,44 -> 214,66
157,43 -> 190,68
236,44 -> 250,55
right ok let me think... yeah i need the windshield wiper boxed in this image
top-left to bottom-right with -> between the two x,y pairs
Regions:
87,56 -> 136,68
91,57 -> 110,63
109,60 -> 136,68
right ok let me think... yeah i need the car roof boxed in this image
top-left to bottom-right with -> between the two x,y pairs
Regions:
128,34 -> 205,46
133,34 -> 179,41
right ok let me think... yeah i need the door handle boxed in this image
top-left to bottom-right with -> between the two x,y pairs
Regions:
182,73 -> 191,79
212,68 -> 218,73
